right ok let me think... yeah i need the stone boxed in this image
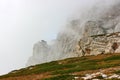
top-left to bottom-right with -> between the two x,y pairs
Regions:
76,32 -> 120,56
92,79 -> 100,80
108,74 -> 120,79
74,77 -> 79,80
101,73 -> 107,78
26,40 -> 50,66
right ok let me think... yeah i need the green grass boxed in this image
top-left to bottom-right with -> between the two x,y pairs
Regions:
42,75 -> 76,80
0,54 -> 120,79
103,55 -> 120,61
115,70 -> 120,74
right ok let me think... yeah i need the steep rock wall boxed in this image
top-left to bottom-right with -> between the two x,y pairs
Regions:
75,32 -> 120,56
26,0 -> 120,66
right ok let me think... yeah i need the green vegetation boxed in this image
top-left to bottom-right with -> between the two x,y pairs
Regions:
0,54 -> 120,80
115,70 -> 120,74
42,75 -> 76,80
103,55 -> 120,61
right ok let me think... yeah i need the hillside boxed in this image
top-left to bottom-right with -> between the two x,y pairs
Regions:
0,53 -> 120,80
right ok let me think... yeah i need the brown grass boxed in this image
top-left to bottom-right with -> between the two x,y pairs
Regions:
0,72 -> 51,80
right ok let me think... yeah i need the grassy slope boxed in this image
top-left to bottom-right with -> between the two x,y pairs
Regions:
0,53 -> 120,80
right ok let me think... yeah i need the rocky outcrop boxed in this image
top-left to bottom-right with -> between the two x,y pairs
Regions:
75,32 -> 120,56
27,32 -> 120,66
26,40 -> 50,66
73,67 -> 120,80
27,1 -> 120,66
80,72 -> 120,80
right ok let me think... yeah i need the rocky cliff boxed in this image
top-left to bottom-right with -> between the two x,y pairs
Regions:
27,40 -> 50,66
27,0 -> 120,66
75,32 -> 120,57
27,31 -> 120,66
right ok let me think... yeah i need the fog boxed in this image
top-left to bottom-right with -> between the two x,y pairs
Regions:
0,0 -> 98,75
27,0 -> 120,66
1,0 -> 119,75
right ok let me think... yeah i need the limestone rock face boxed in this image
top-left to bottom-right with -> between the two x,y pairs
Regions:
26,40 -> 50,66
75,32 -> 120,56
26,1 -> 120,66
27,32 -> 120,66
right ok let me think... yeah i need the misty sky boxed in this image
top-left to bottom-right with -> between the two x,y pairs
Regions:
0,0 -> 97,75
